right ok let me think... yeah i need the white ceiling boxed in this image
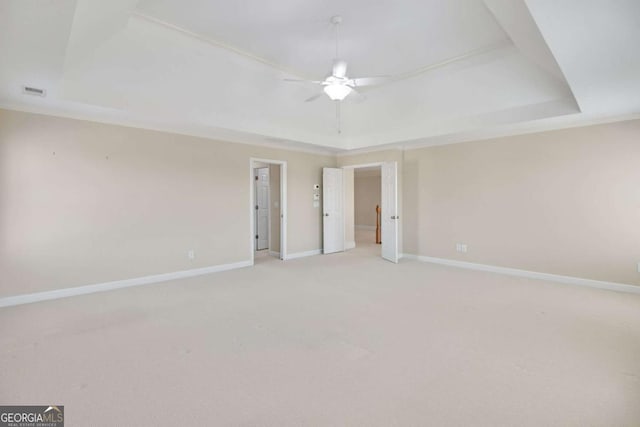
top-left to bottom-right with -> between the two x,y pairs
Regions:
1,0 -> 639,153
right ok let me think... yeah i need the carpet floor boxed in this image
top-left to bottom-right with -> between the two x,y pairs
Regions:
1,233 -> 640,426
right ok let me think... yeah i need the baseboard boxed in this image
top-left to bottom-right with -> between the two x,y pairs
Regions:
345,241 -> 356,250
0,260 -> 253,308
268,250 -> 280,258
285,249 -> 322,260
355,225 -> 376,230
401,254 -> 640,295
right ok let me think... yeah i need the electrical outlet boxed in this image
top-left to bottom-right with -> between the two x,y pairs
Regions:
188,250 -> 195,260
456,243 -> 468,253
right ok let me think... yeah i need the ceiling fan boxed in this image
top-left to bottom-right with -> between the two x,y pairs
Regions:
283,15 -> 509,133
284,15 -> 390,132
285,15 -> 388,103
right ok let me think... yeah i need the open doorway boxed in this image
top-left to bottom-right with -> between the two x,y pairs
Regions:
250,158 -> 287,265
344,165 -> 382,256
354,166 -> 382,249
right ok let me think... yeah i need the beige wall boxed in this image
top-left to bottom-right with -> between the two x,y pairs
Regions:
403,120 -> 640,286
354,173 -> 381,227
0,109 -> 335,296
269,164 -> 280,253
2,108 -> 638,296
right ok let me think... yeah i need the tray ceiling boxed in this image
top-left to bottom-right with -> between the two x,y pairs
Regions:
1,0 -> 638,153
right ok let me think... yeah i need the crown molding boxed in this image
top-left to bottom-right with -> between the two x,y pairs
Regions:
2,102 -> 639,159
399,111 -> 640,152
0,102 -> 341,156
338,111 -> 640,157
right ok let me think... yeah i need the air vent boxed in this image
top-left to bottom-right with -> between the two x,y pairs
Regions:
22,86 -> 46,97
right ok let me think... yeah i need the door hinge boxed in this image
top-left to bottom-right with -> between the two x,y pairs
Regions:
255,234 -> 258,239
255,176 -> 258,181
255,205 -> 258,210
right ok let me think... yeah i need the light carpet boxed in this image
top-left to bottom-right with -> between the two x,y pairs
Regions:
1,234 -> 639,426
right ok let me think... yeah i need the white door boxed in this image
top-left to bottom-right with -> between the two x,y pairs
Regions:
322,167 -> 345,254
381,162 -> 399,263
255,167 -> 269,250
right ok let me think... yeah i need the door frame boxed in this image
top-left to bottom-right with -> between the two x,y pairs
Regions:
249,158 -> 287,264
341,162 -> 392,259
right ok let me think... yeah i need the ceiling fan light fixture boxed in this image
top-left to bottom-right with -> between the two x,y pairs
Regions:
323,83 -> 352,101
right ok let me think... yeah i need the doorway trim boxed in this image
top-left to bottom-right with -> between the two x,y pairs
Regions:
342,162 -> 385,170
249,158 -> 287,265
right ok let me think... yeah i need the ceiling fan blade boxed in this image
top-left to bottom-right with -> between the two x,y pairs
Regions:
350,87 -> 367,103
284,78 -> 324,84
332,60 -> 348,78
349,76 -> 391,87
304,93 -> 324,102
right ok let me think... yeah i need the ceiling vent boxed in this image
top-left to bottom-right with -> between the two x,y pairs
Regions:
22,86 -> 46,97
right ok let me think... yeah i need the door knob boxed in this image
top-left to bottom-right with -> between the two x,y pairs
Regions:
324,213 -> 329,216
